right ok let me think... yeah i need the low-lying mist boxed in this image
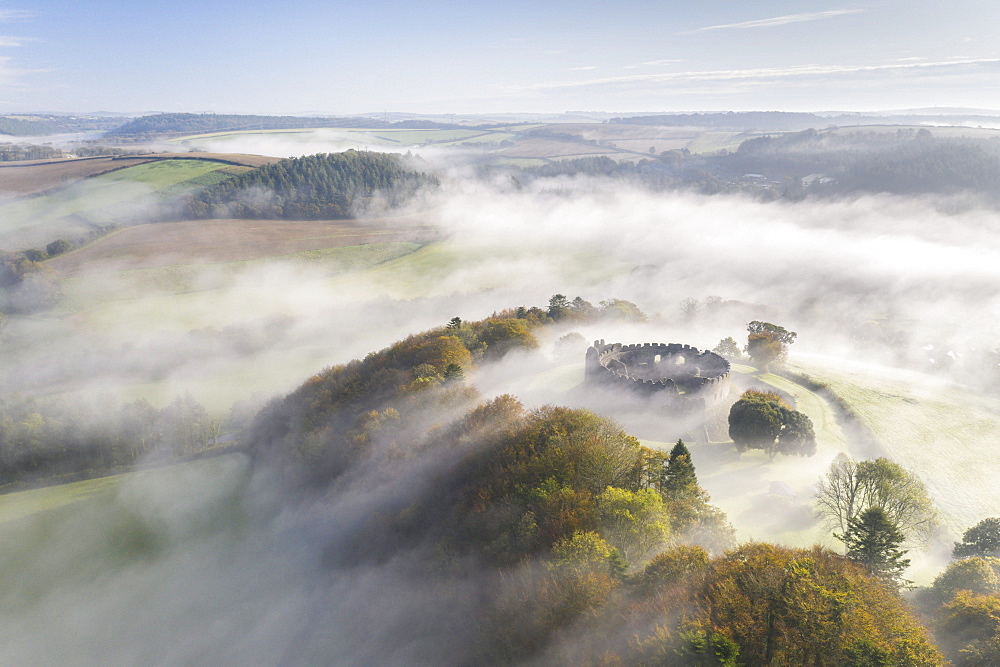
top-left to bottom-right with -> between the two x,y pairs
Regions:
3,150 -> 999,662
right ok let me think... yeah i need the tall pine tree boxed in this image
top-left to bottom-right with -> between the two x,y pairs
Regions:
841,507 -> 911,586
663,439 -> 698,492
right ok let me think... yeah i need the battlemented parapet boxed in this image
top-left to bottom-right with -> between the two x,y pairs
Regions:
584,339 -> 731,413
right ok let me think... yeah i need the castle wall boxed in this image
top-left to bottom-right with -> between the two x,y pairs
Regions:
584,339 -> 731,412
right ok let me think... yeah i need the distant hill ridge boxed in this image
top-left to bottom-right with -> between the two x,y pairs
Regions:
610,110 -> 1000,131
108,112 -> 466,138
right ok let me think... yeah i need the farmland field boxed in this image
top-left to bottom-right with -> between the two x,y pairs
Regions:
0,157 -> 277,249
169,123 -> 741,162
46,217 -> 432,276
0,153 -> 278,196
0,157 -> 158,195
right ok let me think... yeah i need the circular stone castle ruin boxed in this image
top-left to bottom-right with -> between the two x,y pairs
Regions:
585,340 -> 731,414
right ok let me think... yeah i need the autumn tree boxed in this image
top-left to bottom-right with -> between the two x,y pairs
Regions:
480,319 -> 539,358
596,486 -> 671,564
744,320 -> 796,369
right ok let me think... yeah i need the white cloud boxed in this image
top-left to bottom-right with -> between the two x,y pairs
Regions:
524,57 -> 1000,92
624,59 -> 683,70
0,35 -> 34,47
686,9 -> 865,33
569,66 -> 597,71
0,9 -> 34,22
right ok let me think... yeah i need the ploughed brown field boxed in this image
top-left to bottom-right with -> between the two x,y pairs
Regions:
0,153 -> 280,196
45,216 -> 434,277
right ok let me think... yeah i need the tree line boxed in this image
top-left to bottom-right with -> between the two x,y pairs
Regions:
509,130 -> 1000,205
106,113 -> 466,139
0,392 -> 234,487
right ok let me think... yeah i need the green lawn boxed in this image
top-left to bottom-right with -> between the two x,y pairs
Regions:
668,365 -> 850,549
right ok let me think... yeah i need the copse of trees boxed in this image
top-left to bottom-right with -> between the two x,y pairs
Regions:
727,390 -> 816,459
184,150 -> 439,220
0,392 -> 226,486
545,294 -> 646,323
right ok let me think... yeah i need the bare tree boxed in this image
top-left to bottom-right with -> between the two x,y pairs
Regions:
816,453 -> 938,545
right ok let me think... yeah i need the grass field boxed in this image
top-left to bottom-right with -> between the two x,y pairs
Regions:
0,454 -> 253,613
790,358 -> 1000,536
685,131 -> 754,153
0,473 -> 125,524
170,124 -> 713,162
97,158 -> 236,190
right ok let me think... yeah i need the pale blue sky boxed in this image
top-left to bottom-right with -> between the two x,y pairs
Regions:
3,0 -> 1000,114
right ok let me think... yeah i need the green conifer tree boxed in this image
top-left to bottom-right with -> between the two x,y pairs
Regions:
841,507 -> 911,586
664,439 -> 698,492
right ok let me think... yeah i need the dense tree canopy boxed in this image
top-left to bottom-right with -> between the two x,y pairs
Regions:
185,150 -> 438,220
728,390 -> 816,458
955,518 -> 1000,560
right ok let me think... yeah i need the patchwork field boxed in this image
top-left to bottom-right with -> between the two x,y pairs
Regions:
0,153 -> 277,196
47,217 -> 433,276
169,123 -> 752,164
0,156 -> 158,195
0,157 -> 279,249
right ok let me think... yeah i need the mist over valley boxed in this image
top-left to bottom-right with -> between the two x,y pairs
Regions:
4,3 -> 1000,661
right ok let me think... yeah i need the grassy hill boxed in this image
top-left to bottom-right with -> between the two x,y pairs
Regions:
790,358 -> 1000,535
